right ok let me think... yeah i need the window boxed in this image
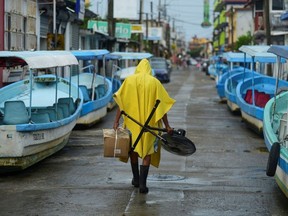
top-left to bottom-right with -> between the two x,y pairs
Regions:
255,0 -> 263,11
272,0 -> 284,10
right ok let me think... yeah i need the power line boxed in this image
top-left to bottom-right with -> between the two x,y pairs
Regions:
173,18 -> 204,26
167,4 -> 204,7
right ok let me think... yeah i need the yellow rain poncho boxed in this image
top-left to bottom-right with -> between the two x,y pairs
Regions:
113,59 -> 175,167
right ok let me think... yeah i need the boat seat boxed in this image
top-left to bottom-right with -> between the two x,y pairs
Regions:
244,89 -> 260,105
3,100 -> 30,125
244,89 -> 253,104
79,85 -> 91,102
53,103 -> 70,118
37,108 -> 57,121
47,106 -> 64,120
31,112 -> 50,123
255,92 -> 270,108
95,84 -> 106,99
52,103 -> 69,119
58,97 -> 76,114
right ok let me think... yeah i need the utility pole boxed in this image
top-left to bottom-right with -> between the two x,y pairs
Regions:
146,13 -> 149,50
157,0 -> 161,56
139,0 -> 143,51
158,0 -> 161,27
53,0 -> 57,50
264,0 -> 272,76
264,0 -> 271,45
150,1 -> 153,27
108,0 -> 115,50
0,0 -> 4,87
150,1 -> 154,53
231,7 -> 234,51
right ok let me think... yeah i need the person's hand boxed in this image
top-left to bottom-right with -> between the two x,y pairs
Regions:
166,125 -> 174,135
113,122 -> 119,131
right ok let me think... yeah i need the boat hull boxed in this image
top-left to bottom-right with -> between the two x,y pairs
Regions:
0,122 -> 75,172
77,106 -> 107,125
241,110 -> 263,134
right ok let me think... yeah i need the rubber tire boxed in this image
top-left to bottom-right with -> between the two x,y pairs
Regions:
266,142 -> 280,177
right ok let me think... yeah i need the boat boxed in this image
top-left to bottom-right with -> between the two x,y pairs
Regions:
236,45 -> 288,134
208,55 -> 228,80
111,52 -> 153,81
225,68 -> 258,113
71,50 -> 113,127
0,50 -> 83,172
216,52 -> 252,102
263,45 -> 288,198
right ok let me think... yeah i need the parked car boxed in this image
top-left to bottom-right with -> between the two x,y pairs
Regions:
166,59 -> 173,74
150,57 -> 171,83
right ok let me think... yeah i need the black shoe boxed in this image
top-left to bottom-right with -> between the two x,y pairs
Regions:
131,163 -> 139,187
139,165 -> 149,194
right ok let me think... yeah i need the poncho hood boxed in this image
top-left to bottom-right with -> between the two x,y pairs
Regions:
134,58 -> 152,75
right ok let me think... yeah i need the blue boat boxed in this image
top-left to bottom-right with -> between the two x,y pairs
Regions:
0,51 -> 83,172
225,68 -> 259,113
216,52 -> 252,102
263,45 -> 288,198
71,50 -> 113,127
208,55 -> 228,80
236,45 -> 288,134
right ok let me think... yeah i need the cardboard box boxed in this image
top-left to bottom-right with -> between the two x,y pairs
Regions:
103,129 -> 131,158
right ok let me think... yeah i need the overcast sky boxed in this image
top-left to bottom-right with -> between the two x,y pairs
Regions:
90,0 -> 214,42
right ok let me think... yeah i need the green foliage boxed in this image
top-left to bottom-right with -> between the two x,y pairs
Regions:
234,31 -> 253,51
188,47 -> 204,58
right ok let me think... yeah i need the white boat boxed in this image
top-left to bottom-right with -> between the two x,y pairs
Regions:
71,50 -> 113,127
263,45 -> 288,198
0,51 -> 83,172
111,52 -> 153,81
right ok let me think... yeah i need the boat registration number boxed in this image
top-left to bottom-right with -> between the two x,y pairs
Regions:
33,133 -> 45,140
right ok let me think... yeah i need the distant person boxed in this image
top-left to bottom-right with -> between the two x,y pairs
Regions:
113,59 -> 175,194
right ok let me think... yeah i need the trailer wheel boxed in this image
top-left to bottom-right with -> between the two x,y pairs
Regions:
266,142 -> 280,177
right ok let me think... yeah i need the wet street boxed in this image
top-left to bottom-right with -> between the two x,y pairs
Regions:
0,66 -> 288,216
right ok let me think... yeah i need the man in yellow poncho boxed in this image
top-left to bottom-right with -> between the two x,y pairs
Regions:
113,59 -> 175,194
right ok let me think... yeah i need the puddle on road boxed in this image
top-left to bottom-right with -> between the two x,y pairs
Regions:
243,147 -> 268,153
222,147 -> 268,154
148,174 -> 185,181
255,146 -> 268,153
